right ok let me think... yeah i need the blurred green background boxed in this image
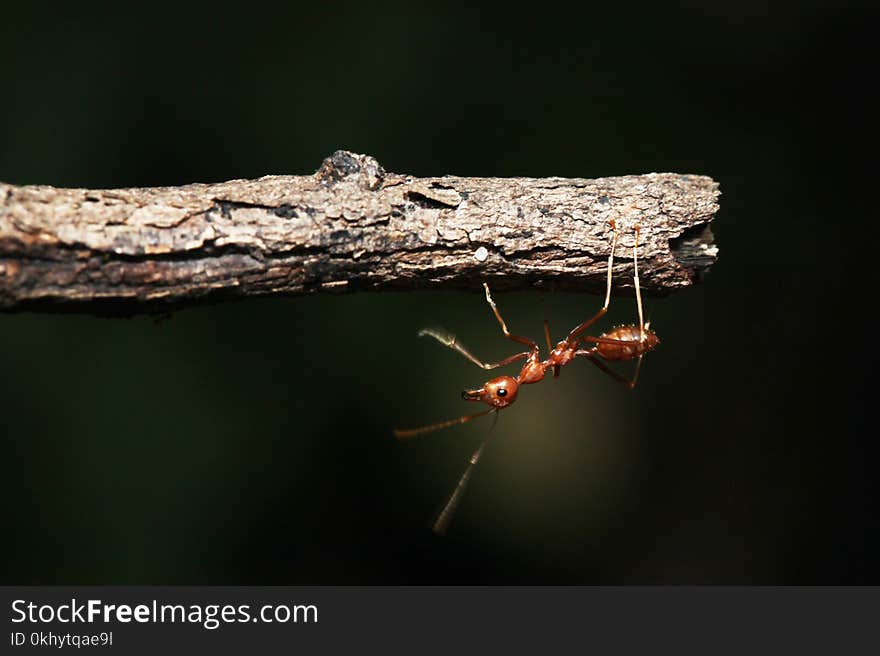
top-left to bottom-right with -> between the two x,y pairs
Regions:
0,2 -> 866,583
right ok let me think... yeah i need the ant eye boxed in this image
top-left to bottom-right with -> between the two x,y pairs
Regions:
497,388 -> 507,397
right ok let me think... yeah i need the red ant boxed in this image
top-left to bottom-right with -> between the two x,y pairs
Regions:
394,220 -> 660,534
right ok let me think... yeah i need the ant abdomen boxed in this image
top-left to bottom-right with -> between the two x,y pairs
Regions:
597,325 -> 660,361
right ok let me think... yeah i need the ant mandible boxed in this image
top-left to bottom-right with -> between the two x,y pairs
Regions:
394,220 -> 660,534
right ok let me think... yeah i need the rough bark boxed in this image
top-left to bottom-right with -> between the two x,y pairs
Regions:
0,150 -> 719,314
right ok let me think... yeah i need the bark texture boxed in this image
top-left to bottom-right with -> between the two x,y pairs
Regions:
0,151 -> 720,314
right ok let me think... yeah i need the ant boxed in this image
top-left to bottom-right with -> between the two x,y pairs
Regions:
394,220 -> 660,534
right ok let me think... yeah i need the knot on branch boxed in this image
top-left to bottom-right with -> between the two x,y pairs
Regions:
316,150 -> 385,191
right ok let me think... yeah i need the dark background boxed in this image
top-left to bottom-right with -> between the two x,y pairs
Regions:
0,2 -> 870,583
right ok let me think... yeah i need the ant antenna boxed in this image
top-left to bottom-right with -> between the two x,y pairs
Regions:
432,416 -> 499,535
393,408 -> 497,440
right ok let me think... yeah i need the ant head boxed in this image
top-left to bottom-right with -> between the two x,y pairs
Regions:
462,375 -> 519,409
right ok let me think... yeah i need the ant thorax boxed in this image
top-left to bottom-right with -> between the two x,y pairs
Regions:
517,356 -> 546,385
548,340 -> 578,368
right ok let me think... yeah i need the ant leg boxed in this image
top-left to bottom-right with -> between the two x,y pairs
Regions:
576,225 -> 648,349
394,407 -> 497,440
418,328 -> 529,370
632,224 -> 645,340
544,319 -> 560,378
433,433 -> 493,535
567,219 -> 620,341
576,349 -> 644,390
483,283 -> 538,351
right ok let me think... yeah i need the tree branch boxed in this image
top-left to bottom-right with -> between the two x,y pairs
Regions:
0,150 -> 719,314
